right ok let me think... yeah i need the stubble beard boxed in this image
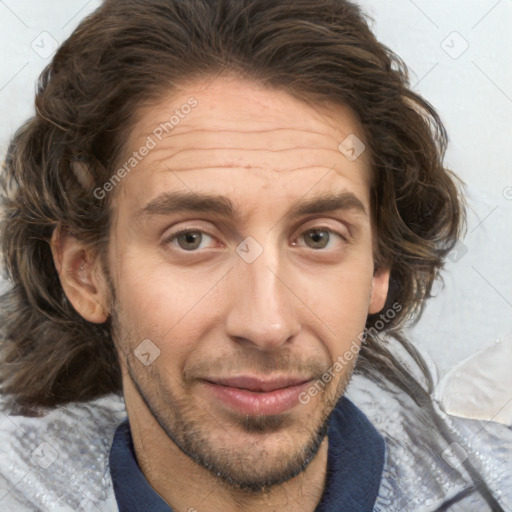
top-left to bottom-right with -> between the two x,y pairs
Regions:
110,300 -> 356,493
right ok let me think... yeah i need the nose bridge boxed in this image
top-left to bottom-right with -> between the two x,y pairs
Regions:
226,241 -> 301,350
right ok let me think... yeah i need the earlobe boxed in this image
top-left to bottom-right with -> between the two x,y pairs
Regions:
368,266 -> 390,314
50,225 -> 110,324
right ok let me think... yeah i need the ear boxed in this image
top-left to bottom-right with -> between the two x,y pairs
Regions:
50,224 -> 110,323
368,266 -> 390,314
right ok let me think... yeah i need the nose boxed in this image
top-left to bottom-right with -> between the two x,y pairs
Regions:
225,245 -> 302,352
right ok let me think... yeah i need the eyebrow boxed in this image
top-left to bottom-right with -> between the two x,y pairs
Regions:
136,190 -> 367,220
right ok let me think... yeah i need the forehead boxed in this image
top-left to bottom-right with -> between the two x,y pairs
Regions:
113,74 -> 371,217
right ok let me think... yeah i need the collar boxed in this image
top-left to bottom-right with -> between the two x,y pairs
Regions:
109,396 -> 385,512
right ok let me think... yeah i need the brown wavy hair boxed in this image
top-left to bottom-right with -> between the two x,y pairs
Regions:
1,0 -> 463,409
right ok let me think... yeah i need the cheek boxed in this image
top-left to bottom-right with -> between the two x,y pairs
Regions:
310,267 -> 371,301
112,253 -> 220,351
303,261 -> 373,348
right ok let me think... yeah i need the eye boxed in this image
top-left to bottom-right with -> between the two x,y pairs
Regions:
164,229 -> 217,251
293,227 -> 347,250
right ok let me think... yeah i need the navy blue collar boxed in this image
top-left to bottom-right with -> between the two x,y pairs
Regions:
109,396 -> 385,512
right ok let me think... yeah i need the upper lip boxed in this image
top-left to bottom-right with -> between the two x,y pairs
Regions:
205,376 -> 311,392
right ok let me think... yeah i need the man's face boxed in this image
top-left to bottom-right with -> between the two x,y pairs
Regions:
104,75 -> 388,490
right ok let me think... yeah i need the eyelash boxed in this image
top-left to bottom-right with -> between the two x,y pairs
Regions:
163,225 -> 348,251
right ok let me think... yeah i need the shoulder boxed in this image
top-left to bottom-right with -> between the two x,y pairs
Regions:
346,373 -> 512,511
0,394 -> 127,511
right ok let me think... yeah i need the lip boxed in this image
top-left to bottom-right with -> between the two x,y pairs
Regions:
202,376 -> 312,416
211,375 -> 310,392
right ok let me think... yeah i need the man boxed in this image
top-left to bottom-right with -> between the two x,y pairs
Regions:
0,0 -> 510,511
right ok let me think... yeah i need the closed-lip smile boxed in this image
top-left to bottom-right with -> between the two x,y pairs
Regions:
207,375 -> 311,392
202,375 -> 313,415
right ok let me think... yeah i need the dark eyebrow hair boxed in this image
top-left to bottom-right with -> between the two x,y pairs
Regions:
136,191 -> 238,218
290,191 -> 367,217
136,190 -> 367,220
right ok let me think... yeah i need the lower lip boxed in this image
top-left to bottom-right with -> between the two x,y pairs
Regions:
202,381 -> 310,416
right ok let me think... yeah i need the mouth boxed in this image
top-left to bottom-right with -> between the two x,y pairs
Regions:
201,375 -> 313,416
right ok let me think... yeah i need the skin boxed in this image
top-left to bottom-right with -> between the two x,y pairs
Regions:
52,74 -> 389,512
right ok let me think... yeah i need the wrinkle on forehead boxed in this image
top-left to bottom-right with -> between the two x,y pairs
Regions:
123,74 -> 368,156
114,75 -> 371,206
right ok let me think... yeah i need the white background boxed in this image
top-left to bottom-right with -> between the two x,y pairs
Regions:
1,0 -> 511,379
